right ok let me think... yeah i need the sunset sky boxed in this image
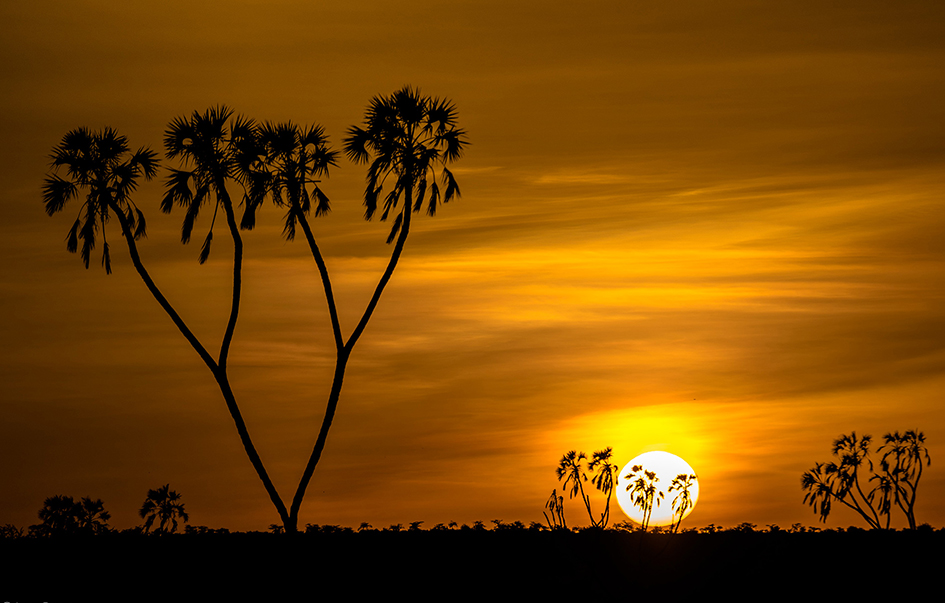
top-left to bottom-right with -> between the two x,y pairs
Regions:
2,1 -> 943,532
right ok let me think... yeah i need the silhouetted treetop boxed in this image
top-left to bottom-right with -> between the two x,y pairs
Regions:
42,127 -> 158,273
343,86 -> 468,242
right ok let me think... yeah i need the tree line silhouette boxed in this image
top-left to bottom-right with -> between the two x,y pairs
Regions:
41,87 -> 467,532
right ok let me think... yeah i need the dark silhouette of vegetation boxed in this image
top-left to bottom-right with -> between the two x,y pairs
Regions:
801,430 -> 931,529
161,107 -> 291,526
28,495 -> 111,537
139,484 -> 188,534
3,522 -> 941,600
625,465 -> 663,532
550,447 -> 624,529
41,87 -> 467,532
588,447 -> 620,528
556,450 -> 597,527
282,87 -> 467,531
543,488 -> 567,530
668,473 -> 697,533
41,127 -> 158,274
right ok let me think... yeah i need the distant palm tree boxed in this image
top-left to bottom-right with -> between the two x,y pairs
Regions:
667,474 -> 697,533
557,450 -> 598,527
625,465 -> 663,532
35,495 -> 81,536
878,430 -> 930,530
801,432 -> 883,529
75,497 -> 111,535
282,87 -> 467,531
543,488 -> 567,530
588,447 -> 619,528
139,484 -> 189,534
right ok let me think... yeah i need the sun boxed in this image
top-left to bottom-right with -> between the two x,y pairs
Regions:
615,451 -> 699,527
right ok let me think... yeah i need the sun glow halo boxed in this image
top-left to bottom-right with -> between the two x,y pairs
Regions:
615,451 -> 699,527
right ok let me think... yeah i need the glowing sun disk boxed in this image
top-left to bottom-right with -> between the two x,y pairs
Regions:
615,451 -> 699,528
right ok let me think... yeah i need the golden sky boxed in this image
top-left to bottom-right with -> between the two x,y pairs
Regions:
1,1 -> 943,531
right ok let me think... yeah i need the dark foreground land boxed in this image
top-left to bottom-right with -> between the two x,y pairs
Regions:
4,528 -> 941,601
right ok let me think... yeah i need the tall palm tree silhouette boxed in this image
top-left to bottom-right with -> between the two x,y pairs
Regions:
668,473 -> 697,533
556,450 -> 597,527
588,447 -> 619,528
625,465 -> 663,532
159,107 -> 292,527
43,119 -> 292,528
42,91 -> 467,533
272,87 -> 466,531
139,484 -> 189,534
878,430 -> 930,529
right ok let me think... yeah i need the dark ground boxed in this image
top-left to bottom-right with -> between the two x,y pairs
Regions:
3,528 -> 940,600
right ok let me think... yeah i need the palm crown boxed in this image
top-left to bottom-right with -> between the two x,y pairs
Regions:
162,106 -> 258,263
42,127 -> 158,273
249,121 -> 338,239
343,86 -> 467,243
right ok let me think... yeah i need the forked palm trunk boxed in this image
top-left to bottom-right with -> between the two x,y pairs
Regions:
286,184 -> 414,532
110,199 -> 292,528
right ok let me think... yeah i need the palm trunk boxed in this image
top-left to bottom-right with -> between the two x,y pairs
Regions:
216,184 -> 241,370
577,479 -> 597,528
110,201 -> 291,528
288,183 -> 414,531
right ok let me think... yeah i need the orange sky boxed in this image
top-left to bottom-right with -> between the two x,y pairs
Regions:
1,1 -> 944,531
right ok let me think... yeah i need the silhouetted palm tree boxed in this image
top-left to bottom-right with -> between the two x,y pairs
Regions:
139,484 -> 189,534
161,108 -> 291,527
668,473 -> 697,533
878,430 -> 930,529
543,488 -> 567,530
588,447 -> 619,528
43,122 -> 291,529
625,465 -> 663,532
35,495 -> 81,536
283,87 -> 467,531
75,497 -> 111,535
556,450 -> 597,527
801,432 -> 883,529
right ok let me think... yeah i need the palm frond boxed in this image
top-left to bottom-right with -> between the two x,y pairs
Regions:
198,230 -> 212,264
102,241 -> 112,274
162,170 -> 194,213
41,175 -> 77,216
442,166 -> 461,202
313,185 -> 330,217
66,219 -> 80,253
133,207 -> 147,240
386,212 -> 403,244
